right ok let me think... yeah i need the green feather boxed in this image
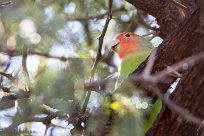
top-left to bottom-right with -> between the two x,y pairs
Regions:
120,50 -> 150,75
138,35 -> 153,50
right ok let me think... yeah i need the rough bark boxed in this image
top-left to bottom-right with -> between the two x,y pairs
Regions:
126,0 -> 194,37
126,0 -> 204,135
147,55 -> 204,136
134,8 -> 202,99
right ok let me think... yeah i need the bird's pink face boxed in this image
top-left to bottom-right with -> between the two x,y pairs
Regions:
108,32 -> 143,59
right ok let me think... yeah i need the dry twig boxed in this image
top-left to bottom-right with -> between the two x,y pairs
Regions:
169,0 -> 188,10
0,1 -> 12,7
0,72 -> 14,80
197,120 -> 204,136
66,6 -> 125,21
137,80 -> 202,126
152,52 -> 204,82
82,0 -> 113,113
82,51 -> 204,127
142,31 -> 156,37
1,104 -> 65,133
22,44 -> 32,89
143,48 -> 156,79
83,52 -> 204,92
131,51 -> 204,126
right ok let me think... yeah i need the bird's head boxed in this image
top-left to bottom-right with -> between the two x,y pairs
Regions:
108,32 -> 143,59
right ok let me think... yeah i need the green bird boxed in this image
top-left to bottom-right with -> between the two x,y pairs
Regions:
108,32 -> 162,133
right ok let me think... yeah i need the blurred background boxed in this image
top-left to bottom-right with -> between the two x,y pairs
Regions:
0,0 -> 163,135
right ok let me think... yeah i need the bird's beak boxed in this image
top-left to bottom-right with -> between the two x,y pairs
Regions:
108,38 -> 120,52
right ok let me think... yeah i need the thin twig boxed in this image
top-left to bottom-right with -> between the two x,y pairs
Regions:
143,48 -> 156,79
3,112 -> 61,133
44,125 -> 49,136
49,123 -> 68,129
165,64 -> 182,78
131,50 -> 204,126
0,85 -> 10,92
169,0 -> 188,10
3,117 -> 47,132
197,120 -> 204,136
138,81 -> 202,126
82,50 -> 204,126
9,51 -> 93,61
143,31 -> 160,41
82,0 -> 113,113
0,1 -> 12,7
84,75 -> 116,91
0,72 -> 15,80
22,44 -> 32,90
2,104 -> 65,133
137,10 -> 155,31
66,6 -> 125,21
0,60 -> 11,83
142,31 -> 156,37
149,33 -> 159,41
29,51 -> 78,61
153,52 -> 204,81
83,52 -> 204,92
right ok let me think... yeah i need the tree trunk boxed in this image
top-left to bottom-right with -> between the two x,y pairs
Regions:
147,56 -> 204,136
126,0 -> 204,135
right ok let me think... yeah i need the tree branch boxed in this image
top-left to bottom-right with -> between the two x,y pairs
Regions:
83,51 -> 204,92
82,0 -> 113,113
2,104 -> 65,134
125,0 -> 194,37
29,50 -> 79,61
66,6 -> 126,21
22,44 -> 32,88
169,0 -> 188,10
152,52 -> 204,81
134,80 -> 202,126
0,72 -> 14,80
0,1 -> 12,7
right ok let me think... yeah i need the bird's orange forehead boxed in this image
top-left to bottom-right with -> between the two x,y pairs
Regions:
113,32 -> 137,40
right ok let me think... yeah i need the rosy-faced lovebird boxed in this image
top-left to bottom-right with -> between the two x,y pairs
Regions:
108,32 -> 152,88
109,32 -> 161,133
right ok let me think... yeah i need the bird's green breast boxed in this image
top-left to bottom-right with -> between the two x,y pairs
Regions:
120,50 -> 150,76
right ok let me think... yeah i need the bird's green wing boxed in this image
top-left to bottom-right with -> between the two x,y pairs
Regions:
114,51 -> 150,90
120,50 -> 150,76
138,35 -> 153,50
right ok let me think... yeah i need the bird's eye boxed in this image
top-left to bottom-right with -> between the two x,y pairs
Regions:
125,33 -> 130,38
